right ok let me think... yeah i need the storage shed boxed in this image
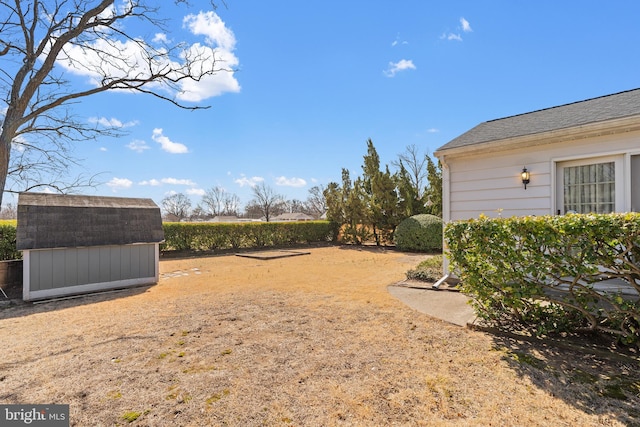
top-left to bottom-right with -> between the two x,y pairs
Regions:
17,193 -> 164,301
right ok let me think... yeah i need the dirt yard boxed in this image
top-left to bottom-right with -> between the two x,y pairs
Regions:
0,246 -> 638,426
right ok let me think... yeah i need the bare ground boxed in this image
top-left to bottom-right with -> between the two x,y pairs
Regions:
0,246 -> 638,426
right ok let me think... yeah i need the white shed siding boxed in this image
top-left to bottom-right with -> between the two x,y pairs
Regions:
442,129 -> 640,222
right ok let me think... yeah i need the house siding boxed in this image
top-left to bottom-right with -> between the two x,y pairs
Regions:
441,129 -> 640,221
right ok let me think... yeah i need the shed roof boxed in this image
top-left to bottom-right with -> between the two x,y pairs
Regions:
17,193 -> 164,250
436,88 -> 640,154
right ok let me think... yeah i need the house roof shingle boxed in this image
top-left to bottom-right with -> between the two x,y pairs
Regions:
16,193 -> 164,250
436,88 -> 640,153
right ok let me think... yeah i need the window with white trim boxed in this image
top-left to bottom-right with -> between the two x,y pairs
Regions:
556,156 -> 624,214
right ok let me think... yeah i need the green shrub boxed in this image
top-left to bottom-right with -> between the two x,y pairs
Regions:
406,255 -> 443,282
445,213 -> 640,346
0,221 -> 20,260
394,214 -> 443,252
161,221 -> 338,253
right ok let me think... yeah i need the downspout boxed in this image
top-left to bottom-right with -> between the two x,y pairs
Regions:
433,154 -> 452,289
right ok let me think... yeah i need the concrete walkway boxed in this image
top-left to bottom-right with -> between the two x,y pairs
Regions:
388,283 -> 477,327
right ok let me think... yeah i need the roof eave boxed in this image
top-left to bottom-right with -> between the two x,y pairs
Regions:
434,115 -> 640,159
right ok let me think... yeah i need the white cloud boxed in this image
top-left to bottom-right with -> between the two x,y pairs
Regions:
161,177 -> 196,186
153,33 -> 168,43
176,43 -> 241,102
461,17 -> 472,33
186,187 -> 206,196
178,11 -> 241,102
440,18 -> 472,42
441,33 -> 463,41
126,139 -> 150,153
53,11 -> 240,103
275,176 -> 307,187
184,11 -> 236,51
99,147 -> 108,152
384,59 -> 416,77
106,177 -> 133,189
427,128 -> 440,133
139,179 -> 161,186
391,34 -> 408,47
234,175 -> 264,187
139,177 -> 197,186
88,116 -> 137,128
152,128 -> 189,154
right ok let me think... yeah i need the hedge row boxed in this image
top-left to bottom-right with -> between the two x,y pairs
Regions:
0,220 -> 339,260
161,221 -> 339,252
0,221 -> 20,261
445,213 -> 640,346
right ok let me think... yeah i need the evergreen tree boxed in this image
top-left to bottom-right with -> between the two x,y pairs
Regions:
425,157 -> 443,217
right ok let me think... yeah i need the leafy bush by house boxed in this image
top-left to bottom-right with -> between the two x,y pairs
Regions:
394,214 -> 443,252
445,213 -> 640,346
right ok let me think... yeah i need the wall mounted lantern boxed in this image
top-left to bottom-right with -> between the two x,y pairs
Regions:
521,167 -> 530,189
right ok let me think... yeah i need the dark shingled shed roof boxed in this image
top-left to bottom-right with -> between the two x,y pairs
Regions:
436,88 -> 640,153
17,193 -> 164,250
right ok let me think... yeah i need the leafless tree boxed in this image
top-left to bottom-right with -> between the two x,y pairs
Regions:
392,144 -> 429,199
201,186 -> 240,217
305,184 -> 327,217
222,193 -> 240,216
282,199 -> 306,214
161,192 -> 191,221
0,202 -> 17,219
248,182 -> 284,222
0,0 -> 229,206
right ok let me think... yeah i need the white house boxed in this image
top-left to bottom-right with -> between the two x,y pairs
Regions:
435,88 -> 640,223
434,89 -> 640,277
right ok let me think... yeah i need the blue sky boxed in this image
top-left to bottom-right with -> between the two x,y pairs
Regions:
8,1 -> 640,211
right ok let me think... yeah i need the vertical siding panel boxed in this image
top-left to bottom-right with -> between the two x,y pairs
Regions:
130,245 -> 141,278
52,249 -> 66,288
64,248 -> 78,286
30,251 -> 41,291
120,246 -> 132,279
77,248 -> 89,285
110,246 -> 122,281
89,247 -> 101,284
139,245 -> 151,277
99,246 -> 111,282
38,250 -> 53,290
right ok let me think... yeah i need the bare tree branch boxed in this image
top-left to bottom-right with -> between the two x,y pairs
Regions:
0,0 -> 231,206
248,182 -> 285,222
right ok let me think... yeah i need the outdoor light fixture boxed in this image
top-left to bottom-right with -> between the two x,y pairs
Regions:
521,167 -> 530,189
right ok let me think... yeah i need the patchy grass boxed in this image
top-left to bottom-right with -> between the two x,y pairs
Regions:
121,411 -> 141,423
0,247 -> 637,426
